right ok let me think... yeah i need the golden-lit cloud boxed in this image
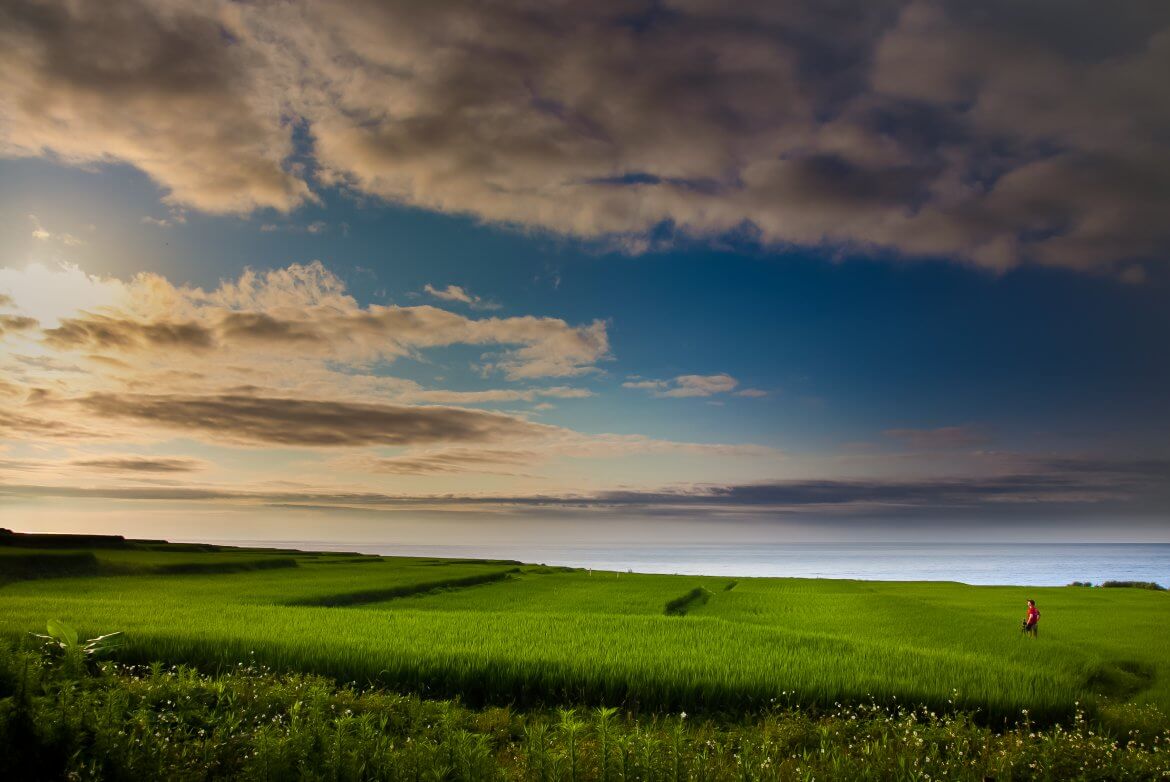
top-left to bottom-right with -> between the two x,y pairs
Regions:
0,261 -> 609,387
0,260 -> 780,499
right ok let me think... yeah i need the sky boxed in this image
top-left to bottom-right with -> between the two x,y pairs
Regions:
1,0 -> 1168,545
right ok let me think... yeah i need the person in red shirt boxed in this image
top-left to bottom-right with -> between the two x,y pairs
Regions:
1023,599 -> 1040,637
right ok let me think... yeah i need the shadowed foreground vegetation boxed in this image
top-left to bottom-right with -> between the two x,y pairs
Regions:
2,647 -> 1168,781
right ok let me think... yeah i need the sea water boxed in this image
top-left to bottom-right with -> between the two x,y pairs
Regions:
211,541 -> 1170,586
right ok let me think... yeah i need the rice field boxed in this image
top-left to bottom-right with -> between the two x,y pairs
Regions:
1,538 -> 1167,726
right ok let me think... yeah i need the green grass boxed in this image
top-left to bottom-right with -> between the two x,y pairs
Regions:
0,540 -> 1167,728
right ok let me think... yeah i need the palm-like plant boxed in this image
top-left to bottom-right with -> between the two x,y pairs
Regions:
31,619 -> 123,672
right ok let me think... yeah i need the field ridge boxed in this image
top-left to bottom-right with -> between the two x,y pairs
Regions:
284,568 -> 522,607
664,586 -> 714,615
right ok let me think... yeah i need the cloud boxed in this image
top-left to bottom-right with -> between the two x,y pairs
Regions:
0,454 -> 207,475
0,262 -> 126,328
351,433 -> 781,477
576,470 -> 1169,518
0,314 -> 38,337
405,387 -> 593,404
256,221 -> 329,234
211,304 -> 609,379
70,456 -> 207,473
27,214 -> 83,245
734,388 -> 769,398
43,315 -> 215,352
6,1 -> 1169,273
2,456 -> 1164,520
423,284 -> 500,311
0,261 -> 798,501
0,409 -> 97,440
72,392 -> 560,448
0,0 -> 313,214
883,426 -> 988,450
2,260 -> 782,486
424,284 -> 474,305
34,388 -> 761,459
7,261 -> 609,380
215,312 -> 327,346
1,379 -> 771,482
354,447 -> 539,476
142,212 -> 185,228
625,373 -> 739,398
29,214 -> 50,240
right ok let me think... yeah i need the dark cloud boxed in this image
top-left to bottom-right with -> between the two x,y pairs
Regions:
0,314 -> 38,336
594,476 -> 1106,509
71,456 -> 207,473
3,457 -> 1165,521
5,0 -> 1169,273
217,312 -> 327,345
43,316 -> 214,352
74,392 -> 556,447
1031,458 -> 1170,481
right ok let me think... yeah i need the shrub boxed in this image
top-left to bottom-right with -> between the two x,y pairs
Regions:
1100,581 -> 1166,591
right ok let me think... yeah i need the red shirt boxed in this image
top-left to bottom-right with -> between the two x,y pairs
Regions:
1026,606 -> 1040,624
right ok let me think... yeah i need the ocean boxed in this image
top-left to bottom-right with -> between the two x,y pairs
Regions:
204,541 -> 1170,587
